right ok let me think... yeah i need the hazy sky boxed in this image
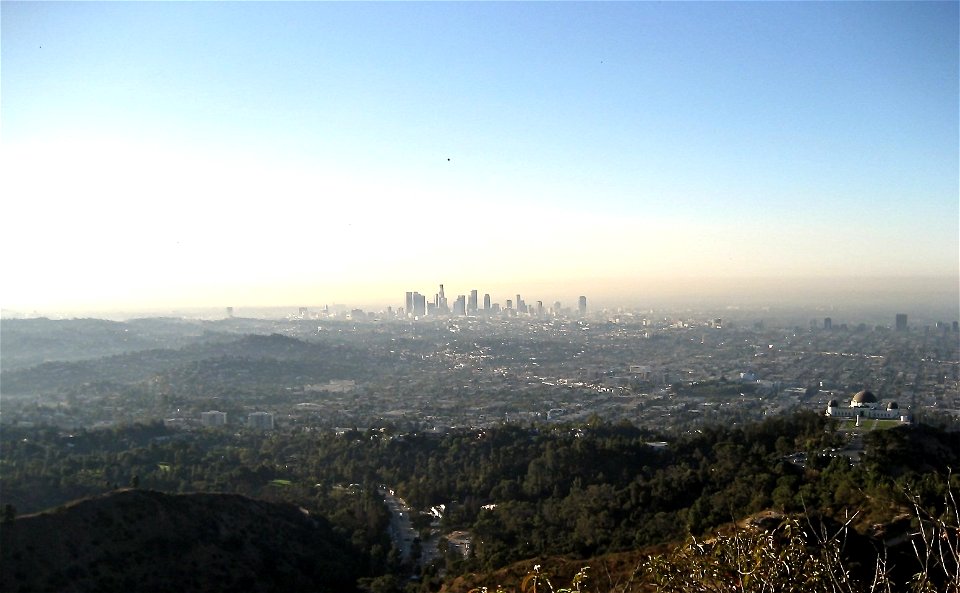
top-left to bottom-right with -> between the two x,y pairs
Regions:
2,2 -> 958,314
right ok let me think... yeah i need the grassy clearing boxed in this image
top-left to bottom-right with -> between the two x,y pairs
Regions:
836,418 -> 907,432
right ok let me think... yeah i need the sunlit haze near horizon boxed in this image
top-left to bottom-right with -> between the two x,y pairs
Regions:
2,2 -> 958,318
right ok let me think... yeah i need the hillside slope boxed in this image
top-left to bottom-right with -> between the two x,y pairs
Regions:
0,489 -> 362,593
0,332 -> 372,394
0,317 -> 224,371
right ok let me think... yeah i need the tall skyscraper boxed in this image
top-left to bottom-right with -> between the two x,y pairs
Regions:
405,292 -> 413,317
468,290 -> 478,314
824,317 -> 832,330
453,295 -> 467,315
895,313 -> 908,331
413,292 -> 426,317
483,293 -> 491,311
437,284 -> 448,313
578,295 -> 587,317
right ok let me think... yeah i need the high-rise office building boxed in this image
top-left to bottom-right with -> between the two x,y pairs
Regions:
895,313 -> 908,331
453,295 -> 467,315
428,285 -> 442,314
483,293 -> 491,311
468,290 -> 478,314
824,317 -> 832,330
405,292 -> 413,317
413,292 -> 426,317
438,284 -> 449,313
578,296 -> 587,317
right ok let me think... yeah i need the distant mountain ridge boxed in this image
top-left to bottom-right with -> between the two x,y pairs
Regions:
0,489 -> 362,593
0,332 -> 370,395
0,317 -> 225,372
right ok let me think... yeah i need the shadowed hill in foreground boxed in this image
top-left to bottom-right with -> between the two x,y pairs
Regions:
0,489 -> 363,593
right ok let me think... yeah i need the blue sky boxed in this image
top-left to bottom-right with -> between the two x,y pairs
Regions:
2,1 -> 957,313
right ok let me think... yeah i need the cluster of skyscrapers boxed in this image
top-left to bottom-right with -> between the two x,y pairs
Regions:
820,313 -> 956,334
403,285 -> 586,319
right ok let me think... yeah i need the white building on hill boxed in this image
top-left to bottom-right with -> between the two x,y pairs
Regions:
825,390 -> 909,423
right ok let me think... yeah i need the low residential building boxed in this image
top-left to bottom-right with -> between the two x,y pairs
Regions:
200,410 -> 227,427
247,411 -> 274,430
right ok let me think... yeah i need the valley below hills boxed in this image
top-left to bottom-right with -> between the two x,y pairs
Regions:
1,313 -> 957,592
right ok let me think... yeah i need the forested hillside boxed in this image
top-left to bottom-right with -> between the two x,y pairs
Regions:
2,413 -> 957,591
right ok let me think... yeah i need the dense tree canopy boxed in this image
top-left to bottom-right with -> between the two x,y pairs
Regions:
2,413 -> 958,590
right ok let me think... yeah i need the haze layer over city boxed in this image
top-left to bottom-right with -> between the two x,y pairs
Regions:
3,5 -> 960,592
2,2 -> 957,319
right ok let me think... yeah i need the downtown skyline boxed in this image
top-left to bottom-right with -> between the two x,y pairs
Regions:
2,2 -> 957,316
402,284 -> 586,318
